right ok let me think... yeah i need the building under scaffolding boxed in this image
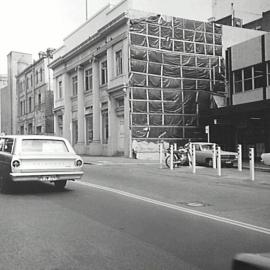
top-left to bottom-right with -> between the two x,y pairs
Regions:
128,11 -> 226,148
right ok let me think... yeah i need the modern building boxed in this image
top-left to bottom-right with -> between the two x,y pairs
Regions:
17,49 -> 54,135
49,0 -> 264,158
201,32 -> 270,159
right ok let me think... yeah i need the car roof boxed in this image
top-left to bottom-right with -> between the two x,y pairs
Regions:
0,135 -> 66,141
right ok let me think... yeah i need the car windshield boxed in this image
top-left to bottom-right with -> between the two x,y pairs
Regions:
201,144 -> 214,151
21,139 -> 69,153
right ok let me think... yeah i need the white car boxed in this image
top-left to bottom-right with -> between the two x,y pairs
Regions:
261,153 -> 270,165
0,135 -> 84,193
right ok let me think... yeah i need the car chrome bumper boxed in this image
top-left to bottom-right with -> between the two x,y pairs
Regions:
10,171 -> 84,182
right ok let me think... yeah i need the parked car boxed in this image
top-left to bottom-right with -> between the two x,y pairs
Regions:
261,153 -> 270,165
185,142 -> 238,167
0,135 -> 84,193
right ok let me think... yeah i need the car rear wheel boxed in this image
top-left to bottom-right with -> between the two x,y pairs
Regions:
54,180 -> 67,190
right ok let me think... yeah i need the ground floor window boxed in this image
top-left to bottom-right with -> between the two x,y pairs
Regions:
102,110 -> 108,144
28,123 -> 33,134
20,125 -> 24,134
85,114 -> 93,144
57,115 -> 63,136
36,126 -> 42,134
72,120 -> 78,145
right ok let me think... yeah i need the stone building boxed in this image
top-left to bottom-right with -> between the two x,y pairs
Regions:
17,50 -> 54,135
49,0 -> 263,157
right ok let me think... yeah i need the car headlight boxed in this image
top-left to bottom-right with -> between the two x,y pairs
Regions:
75,159 -> 83,167
12,160 -> 20,168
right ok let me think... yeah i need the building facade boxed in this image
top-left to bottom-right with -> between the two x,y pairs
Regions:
17,50 -> 54,135
201,32 -> 270,159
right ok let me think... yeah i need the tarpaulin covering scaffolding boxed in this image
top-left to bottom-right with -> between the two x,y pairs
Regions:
128,12 -> 226,145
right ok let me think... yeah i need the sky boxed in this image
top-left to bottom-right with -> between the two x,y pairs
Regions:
0,0 -> 212,74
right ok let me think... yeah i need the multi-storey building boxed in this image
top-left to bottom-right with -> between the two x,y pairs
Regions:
17,49 -> 54,135
49,0 -> 263,157
201,32 -> 270,159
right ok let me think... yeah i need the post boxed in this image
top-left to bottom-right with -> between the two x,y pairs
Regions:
205,125 -> 210,143
213,143 -> 217,169
217,146 -> 221,176
237,144 -> 242,171
174,143 -> 177,151
249,148 -> 255,181
192,144 -> 196,174
159,143 -> 163,169
170,145 -> 174,170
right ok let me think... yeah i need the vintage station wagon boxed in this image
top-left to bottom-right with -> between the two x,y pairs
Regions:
0,135 -> 84,193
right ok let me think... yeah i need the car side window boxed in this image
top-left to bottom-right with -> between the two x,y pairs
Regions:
0,138 -> 14,153
195,145 -> 201,151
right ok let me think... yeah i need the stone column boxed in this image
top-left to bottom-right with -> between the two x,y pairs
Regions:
62,72 -> 71,142
77,66 -> 85,144
92,59 -> 100,142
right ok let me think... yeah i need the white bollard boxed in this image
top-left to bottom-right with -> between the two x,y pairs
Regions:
159,143 -> 163,169
170,145 -> 174,170
237,144 -> 242,171
192,144 -> 196,174
174,143 -> 177,151
217,146 -> 221,176
249,148 -> 255,181
213,143 -> 217,169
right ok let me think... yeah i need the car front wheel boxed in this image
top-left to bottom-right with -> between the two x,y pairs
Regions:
54,180 -> 67,190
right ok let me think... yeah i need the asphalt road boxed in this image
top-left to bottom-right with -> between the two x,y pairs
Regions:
0,163 -> 269,270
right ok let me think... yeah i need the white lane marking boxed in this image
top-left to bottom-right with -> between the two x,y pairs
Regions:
75,181 -> 270,236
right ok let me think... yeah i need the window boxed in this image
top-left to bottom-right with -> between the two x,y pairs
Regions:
85,68 -> 93,91
28,123 -> 33,134
21,139 -> 68,153
0,138 -> 14,153
40,68 -> 43,82
30,74 -> 33,87
243,67 -> 252,91
72,75 -> 78,96
20,101 -> 23,116
38,93 -> 41,109
101,61 -> 108,85
28,97 -> 32,112
115,50 -> 123,76
36,126 -> 42,134
234,69 -> 242,93
26,77 -> 29,89
267,62 -> 270,85
36,71 -> 39,84
254,63 -> 264,89
58,81 -> 63,99
102,110 -> 108,144
20,126 -> 24,135
85,114 -> 93,144
72,120 -> 78,145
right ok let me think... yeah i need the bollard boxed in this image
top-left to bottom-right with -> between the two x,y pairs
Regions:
192,144 -> 196,174
170,145 -> 174,170
249,148 -> 255,181
237,144 -> 242,171
217,146 -> 221,176
159,143 -> 163,169
212,143 -> 217,169
174,143 -> 177,151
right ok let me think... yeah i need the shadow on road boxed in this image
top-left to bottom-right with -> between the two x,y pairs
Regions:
5,181 -> 72,195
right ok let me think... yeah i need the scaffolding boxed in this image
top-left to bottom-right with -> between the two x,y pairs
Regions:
128,11 -> 226,148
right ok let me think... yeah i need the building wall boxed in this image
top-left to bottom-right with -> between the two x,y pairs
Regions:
7,52 -> 32,134
0,86 -> 10,134
17,55 -> 54,135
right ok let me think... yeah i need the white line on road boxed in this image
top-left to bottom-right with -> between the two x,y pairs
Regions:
76,180 -> 270,235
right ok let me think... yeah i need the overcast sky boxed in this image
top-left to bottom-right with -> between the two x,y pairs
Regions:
0,0 -> 212,74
